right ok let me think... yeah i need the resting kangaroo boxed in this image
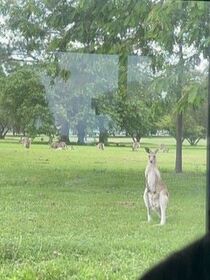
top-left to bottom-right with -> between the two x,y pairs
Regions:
143,148 -> 169,225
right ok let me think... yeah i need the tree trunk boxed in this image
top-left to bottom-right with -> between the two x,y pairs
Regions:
175,112 -> 183,173
136,135 -> 141,143
98,116 -> 108,144
59,120 -> 70,144
0,127 -> 8,139
118,51 -> 128,96
99,129 -> 108,144
175,43 -> 184,173
77,121 -> 86,144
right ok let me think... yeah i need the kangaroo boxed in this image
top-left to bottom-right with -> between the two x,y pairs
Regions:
159,143 -> 169,153
97,142 -> 104,150
51,141 -> 67,150
21,137 -> 31,149
132,140 -> 140,151
143,148 -> 169,225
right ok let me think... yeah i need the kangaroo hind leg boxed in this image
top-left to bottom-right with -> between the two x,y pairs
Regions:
159,192 -> 168,225
143,189 -> 152,223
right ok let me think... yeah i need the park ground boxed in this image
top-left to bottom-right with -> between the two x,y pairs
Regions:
0,137 -> 206,279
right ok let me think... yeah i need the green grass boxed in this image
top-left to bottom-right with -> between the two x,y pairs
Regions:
0,138 -> 206,279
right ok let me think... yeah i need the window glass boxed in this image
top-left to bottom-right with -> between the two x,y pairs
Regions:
0,1 -> 208,279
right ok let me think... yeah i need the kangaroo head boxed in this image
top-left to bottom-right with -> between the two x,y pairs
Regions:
145,148 -> 158,165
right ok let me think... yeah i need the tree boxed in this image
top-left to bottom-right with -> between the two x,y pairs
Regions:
157,105 -> 207,146
42,52 -> 118,144
0,81 -> 13,138
0,67 -> 56,139
94,72 -> 163,144
152,64 -> 207,141
1,1 -> 154,142
145,0 -> 209,172
184,113 -> 206,146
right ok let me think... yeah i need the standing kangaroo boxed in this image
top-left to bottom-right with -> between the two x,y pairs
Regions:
143,148 -> 169,225
21,137 -> 31,149
132,140 -> 140,151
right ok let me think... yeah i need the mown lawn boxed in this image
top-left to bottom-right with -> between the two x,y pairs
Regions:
0,138 -> 206,279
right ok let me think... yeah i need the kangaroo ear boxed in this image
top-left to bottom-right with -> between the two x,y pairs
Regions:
145,147 -> 150,154
154,148 -> 159,154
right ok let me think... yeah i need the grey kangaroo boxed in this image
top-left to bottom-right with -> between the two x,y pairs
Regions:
143,148 -> 169,225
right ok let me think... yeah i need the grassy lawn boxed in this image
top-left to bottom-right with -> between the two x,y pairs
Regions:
0,138 -> 206,279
